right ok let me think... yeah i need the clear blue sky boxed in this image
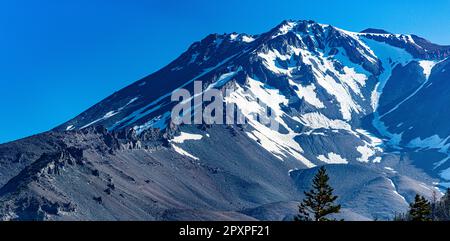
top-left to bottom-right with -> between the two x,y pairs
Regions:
1,0 -> 449,143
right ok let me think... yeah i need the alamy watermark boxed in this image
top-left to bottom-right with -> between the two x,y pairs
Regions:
170,81 -> 280,131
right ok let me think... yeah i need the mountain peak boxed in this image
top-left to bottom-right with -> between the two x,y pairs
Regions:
360,28 -> 392,34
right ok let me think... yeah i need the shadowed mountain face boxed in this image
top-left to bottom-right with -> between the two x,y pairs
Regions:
1,20 -> 450,221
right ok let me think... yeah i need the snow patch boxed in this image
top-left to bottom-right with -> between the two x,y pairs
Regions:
357,145 -> 375,163
299,112 -> 351,131
317,153 -> 348,164
81,110 -> 119,129
355,129 -> 383,147
172,144 -> 199,160
242,35 -> 255,43
171,132 -> 203,144
384,167 -> 397,173
229,33 -> 239,40
418,60 -> 437,80
288,81 -> 325,108
272,21 -> 297,39
258,49 -> 293,75
373,157 -> 382,163
127,97 -> 139,105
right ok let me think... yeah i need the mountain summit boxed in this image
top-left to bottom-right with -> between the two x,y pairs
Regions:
1,20 -> 450,220
360,28 -> 392,34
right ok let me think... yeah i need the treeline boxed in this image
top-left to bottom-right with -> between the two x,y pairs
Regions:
295,166 -> 450,221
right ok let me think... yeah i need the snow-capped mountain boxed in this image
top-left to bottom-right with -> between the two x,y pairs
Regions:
1,20 -> 450,220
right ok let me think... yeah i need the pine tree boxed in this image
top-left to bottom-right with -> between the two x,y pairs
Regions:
295,166 -> 341,221
409,194 -> 432,221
